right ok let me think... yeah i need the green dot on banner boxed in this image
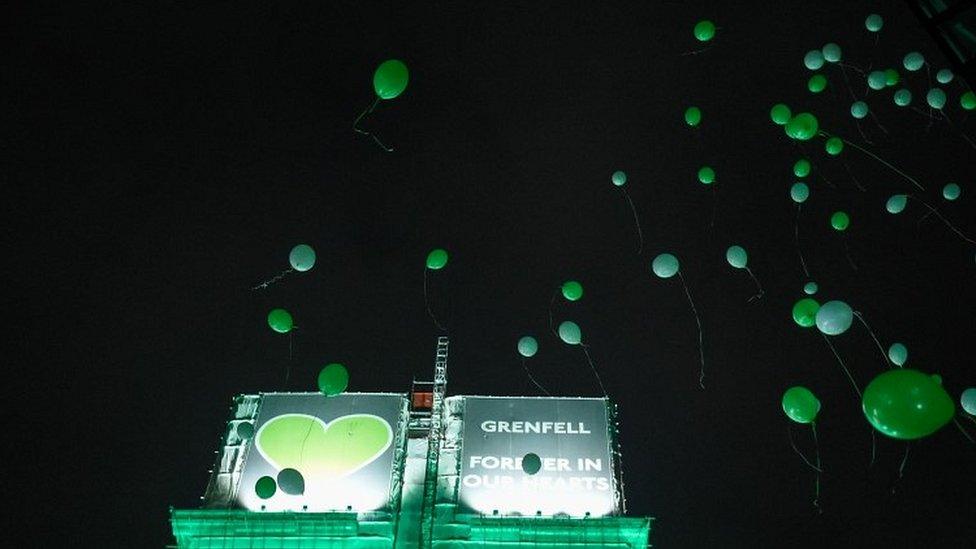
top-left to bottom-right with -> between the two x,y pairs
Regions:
697,166 -> 715,185
825,136 -> 844,155
561,280 -> 584,301
255,476 -> 277,499
830,211 -> 850,231
792,298 -> 820,328
693,20 -> 716,42
317,363 -> 349,397
684,107 -> 702,127
770,103 -> 792,125
267,308 -> 293,334
943,183 -> 961,201
522,453 -> 542,475
426,248 -> 449,269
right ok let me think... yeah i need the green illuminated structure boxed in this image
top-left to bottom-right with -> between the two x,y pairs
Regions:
170,338 -> 653,547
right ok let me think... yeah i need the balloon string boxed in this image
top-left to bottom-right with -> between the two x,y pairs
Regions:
952,417 -> 975,444
794,204 -> 810,278
840,158 -> 866,192
852,311 -> 891,369
680,46 -> 712,56
787,425 -> 823,472
812,422 -> 822,513
836,63 -> 860,103
868,110 -> 889,137
299,416 -> 316,470
908,195 -> 976,245
744,266 -> 764,302
678,272 -> 706,389
423,268 -> 446,331
284,330 -> 294,389
937,109 -> 976,150
580,343 -> 608,398
619,187 -> 644,255
891,443 -> 911,494
820,332 -> 861,399
521,357 -> 551,396
251,268 -> 294,290
353,96 -> 394,152
826,133 -> 925,191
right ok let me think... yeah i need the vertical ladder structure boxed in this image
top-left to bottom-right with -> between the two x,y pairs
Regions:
419,336 -> 449,549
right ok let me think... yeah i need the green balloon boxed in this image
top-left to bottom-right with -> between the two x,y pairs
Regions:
893,88 -> 912,107
652,253 -> 679,279
807,74 -> 828,94
867,70 -> 886,90
862,369 -> 955,439
792,298 -> 820,328
561,280 -> 583,301
865,14 -> 883,32
793,159 -> 811,178
884,68 -> 900,87
684,106 -> 702,127
236,421 -> 254,440
426,248 -> 448,270
782,386 -> 821,424
927,88 -> 947,109
267,308 -> 293,334
289,244 -> 316,272
803,51 -> 824,71
790,182 -> 809,203
830,211 -> 850,231
943,183 -> 961,201
815,300 -> 853,336
558,321 -> 581,345
726,245 -> 747,269
693,20 -> 715,42
821,43 -> 842,63
611,170 -> 627,186
770,103 -> 792,125
803,281 -> 818,295
888,342 -> 908,366
824,136 -> 844,156
886,194 -> 908,214
785,113 -> 819,141
277,468 -> 305,495
697,166 -> 715,185
373,59 -> 409,100
961,90 -> 976,111
903,52 -> 924,72
317,363 -> 349,397
255,476 -> 277,499
522,452 -> 542,475
518,336 -> 538,358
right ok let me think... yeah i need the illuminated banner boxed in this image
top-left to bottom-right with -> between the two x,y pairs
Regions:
456,396 -> 616,517
237,393 -> 406,512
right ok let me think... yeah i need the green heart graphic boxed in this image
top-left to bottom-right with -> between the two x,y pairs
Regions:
255,414 -> 393,480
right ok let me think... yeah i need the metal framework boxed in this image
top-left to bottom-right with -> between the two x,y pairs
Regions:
419,336 -> 449,548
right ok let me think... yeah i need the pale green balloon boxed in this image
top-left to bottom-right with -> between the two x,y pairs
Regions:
790,182 -> 809,204
903,52 -> 924,71
886,194 -> 908,214
652,253 -> 679,278
850,101 -> 868,119
936,68 -> 954,84
803,281 -> 818,295
726,245 -> 747,269
815,300 -> 853,336
822,43 -> 842,63
927,88 -> 947,109
888,342 -> 908,366
803,50 -> 824,70
558,321 -> 582,345
289,244 -> 316,272
867,71 -> 886,90
865,14 -> 883,32
943,183 -> 961,201
893,88 -> 912,107
518,336 -> 539,358
611,170 -> 627,186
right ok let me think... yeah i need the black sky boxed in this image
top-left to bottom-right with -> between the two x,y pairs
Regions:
8,1 -> 976,547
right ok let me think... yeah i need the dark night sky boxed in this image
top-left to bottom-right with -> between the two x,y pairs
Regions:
7,1 -> 976,547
